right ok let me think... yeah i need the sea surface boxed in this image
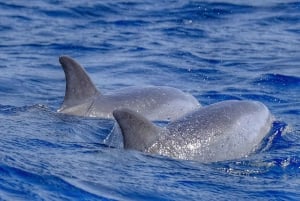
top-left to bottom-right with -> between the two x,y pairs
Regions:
0,0 -> 299,200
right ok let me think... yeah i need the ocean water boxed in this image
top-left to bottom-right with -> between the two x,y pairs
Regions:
0,0 -> 299,200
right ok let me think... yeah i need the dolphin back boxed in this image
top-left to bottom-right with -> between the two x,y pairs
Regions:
161,100 -> 274,162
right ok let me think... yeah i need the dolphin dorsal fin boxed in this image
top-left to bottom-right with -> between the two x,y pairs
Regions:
59,55 -> 100,108
113,109 -> 160,151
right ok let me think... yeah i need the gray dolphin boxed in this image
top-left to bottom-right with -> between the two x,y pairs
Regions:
113,100 -> 274,162
58,55 -> 200,120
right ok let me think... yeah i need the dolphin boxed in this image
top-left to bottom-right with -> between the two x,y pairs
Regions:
58,55 -> 201,121
113,100 -> 274,162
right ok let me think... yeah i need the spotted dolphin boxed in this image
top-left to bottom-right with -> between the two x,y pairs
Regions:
113,100 -> 274,162
58,55 -> 200,121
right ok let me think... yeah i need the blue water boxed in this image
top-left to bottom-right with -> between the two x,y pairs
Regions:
0,0 -> 299,200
